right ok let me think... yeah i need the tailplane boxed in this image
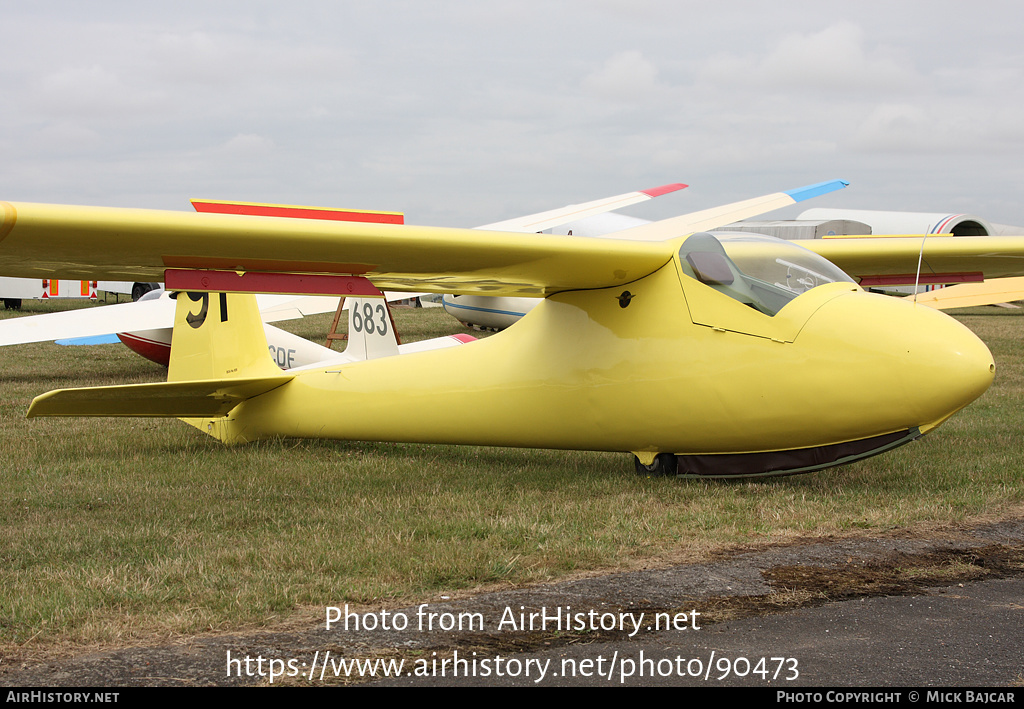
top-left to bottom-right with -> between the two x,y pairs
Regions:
27,292 -> 292,426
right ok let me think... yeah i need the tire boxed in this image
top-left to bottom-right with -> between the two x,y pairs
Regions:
3,298 -> 22,310
131,283 -> 157,301
634,452 -> 678,477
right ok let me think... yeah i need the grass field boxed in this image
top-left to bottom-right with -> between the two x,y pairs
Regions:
1,298 -> 1022,651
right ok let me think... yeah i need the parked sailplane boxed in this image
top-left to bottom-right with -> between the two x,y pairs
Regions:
2,179 -> 1021,477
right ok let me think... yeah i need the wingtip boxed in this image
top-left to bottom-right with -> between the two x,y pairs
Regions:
784,179 -> 850,203
640,183 -> 688,198
0,201 -> 16,242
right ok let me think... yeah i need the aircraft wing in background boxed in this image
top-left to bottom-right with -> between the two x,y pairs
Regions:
476,183 -> 686,232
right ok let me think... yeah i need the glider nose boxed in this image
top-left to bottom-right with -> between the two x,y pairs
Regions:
902,302 -> 994,426
803,291 -> 994,434
908,306 -> 994,429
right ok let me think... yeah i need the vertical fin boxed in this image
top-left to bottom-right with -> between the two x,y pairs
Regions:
344,297 -> 400,361
168,291 -> 281,382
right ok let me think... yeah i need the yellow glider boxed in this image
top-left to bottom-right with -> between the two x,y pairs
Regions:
0,181 -> 1013,477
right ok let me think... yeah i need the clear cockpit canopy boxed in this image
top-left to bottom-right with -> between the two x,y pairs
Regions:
677,232 -> 856,316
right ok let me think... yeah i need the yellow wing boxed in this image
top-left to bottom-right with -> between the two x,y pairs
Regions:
0,201 -> 670,297
802,236 -> 1024,285
6,198 -> 1024,296
0,182 -> 846,294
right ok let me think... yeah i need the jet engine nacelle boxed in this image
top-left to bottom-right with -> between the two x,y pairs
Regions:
798,208 -> 995,236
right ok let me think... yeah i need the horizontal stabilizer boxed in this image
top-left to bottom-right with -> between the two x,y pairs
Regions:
27,376 -> 292,419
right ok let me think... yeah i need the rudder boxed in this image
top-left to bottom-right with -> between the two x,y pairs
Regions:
168,291 -> 282,382
344,296 -> 400,361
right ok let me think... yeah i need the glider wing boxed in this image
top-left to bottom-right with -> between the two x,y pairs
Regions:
0,201 -> 672,296
8,183 -> 1024,297
606,180 -> 850,241
803,235 -> 1024,285
477,183 -> 687,233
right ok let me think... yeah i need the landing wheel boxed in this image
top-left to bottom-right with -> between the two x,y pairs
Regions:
634,453 -> 678,477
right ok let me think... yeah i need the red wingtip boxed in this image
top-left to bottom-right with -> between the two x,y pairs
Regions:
640,183 -> 688,198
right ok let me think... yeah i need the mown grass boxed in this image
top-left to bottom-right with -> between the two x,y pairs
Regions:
0,299 -> 1021,650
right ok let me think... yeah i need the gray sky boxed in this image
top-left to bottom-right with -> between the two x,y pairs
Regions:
2,1 -> 1023,227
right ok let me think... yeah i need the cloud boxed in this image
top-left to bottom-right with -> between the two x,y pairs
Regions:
847,102 -> 1024,155
220,133 -> 276,155
34,64 -> 167,117
583,51 -> 661,101
698,21 -> 917,93
3,3 -> 1024,224
760,22 -> 915,91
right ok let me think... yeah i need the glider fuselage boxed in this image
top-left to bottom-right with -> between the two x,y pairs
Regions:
206,243 -> 993,476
